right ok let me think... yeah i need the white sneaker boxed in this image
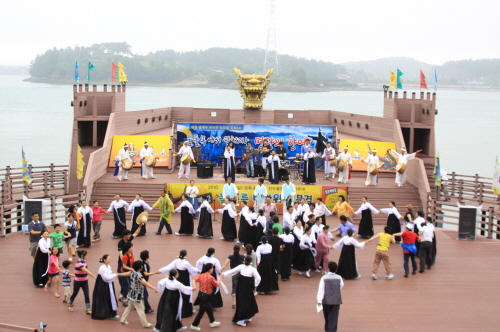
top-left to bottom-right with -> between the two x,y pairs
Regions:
178,175 -> 182,178
175,232 -> 181,236
209,321 -> 221,327
305,271 -> 311,278
118,178 -> 122,181
314,269 -> 321,273
154,328 -> 160,332
298,271 -> 303,275
190,325 -> 201,331
186,176 -> 189,179
372,274 -> 378,280
354,275 -> 361,279
386,274 -> 394,280
177,327 -> 187,331
236,321 -> 246,327
151,176 -> 156,179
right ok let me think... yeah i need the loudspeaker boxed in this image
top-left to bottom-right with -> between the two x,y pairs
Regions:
458,207 -> 476,240
197,163 -> 213,179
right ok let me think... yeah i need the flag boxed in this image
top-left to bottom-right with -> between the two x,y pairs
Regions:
87,62 -> 94,81
433,153 -> 442,187
22,148 -> 33,184
434,69 -> 438,91
76,144 -> 85,180
493,156 -> 500,195
117,62 -> 128,82
389,70 -> 396,89
74,61 -> 79,82
420,70 -> 428,89
396,68 -> 403,89
111,62 -> 118,82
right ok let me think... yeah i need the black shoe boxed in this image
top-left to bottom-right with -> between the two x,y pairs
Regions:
145,309 -> 154,314
155,232 -> 161,235
419,270 -> 424,273
427,265 -> 432,270
412,271 -> 417,275
404,274 -> 408,278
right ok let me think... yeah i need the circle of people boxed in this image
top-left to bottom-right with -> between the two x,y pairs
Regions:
29,178 -> 437,331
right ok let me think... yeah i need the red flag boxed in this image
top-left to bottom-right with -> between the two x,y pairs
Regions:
111,62 -> 118,82
420,70 -> 428,89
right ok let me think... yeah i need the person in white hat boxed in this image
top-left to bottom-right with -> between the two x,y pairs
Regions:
139,142 -> 156,179
336,147 -> 352,184
177,141 -> 195,179
364,150 -> 379,186
387,148 -> 421,187
117,143 -> 132,181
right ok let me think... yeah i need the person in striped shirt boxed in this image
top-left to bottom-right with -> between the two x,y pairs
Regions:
68,250 -> 96,314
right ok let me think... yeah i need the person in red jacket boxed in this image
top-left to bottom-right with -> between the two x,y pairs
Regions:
393,223 -> 420,277
91,200 -> 109,242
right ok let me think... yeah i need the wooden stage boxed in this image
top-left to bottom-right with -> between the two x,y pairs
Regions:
1,213 -> 500,331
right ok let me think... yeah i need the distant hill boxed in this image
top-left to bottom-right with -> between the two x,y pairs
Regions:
0,65 -> 29,75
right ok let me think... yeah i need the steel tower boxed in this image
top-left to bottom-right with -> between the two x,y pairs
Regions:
264,0 -> 279,75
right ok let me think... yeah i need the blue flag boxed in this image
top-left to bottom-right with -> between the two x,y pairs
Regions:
75,61 -> 79,82
434,69 -> 438,91
22,147 -> 33,184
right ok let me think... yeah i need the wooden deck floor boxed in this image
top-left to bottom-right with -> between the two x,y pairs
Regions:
1,215 -> 500,332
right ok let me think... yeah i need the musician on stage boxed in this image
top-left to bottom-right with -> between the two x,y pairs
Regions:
322,142 -> 336,179
253,178 -> 267,212
259,139 -> 273,179
388,148 -> 420,187
302,147 -> 318,185
223,177 -> 239,204
301,138 -> 312,154
267,151 -> 281,184
242,141 -> 256,178
140,141 -> 156,179
185,180 -> 199,218
365,150 -> 380,186
276,141 -> 287,161
177,141 -> 194,179
336,147 -> 352,184
117,143 -> 132,181
281,177 -> 296,208
224,143 -> 236,182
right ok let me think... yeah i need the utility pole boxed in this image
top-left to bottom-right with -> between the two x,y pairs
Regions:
264,0 -> 279,75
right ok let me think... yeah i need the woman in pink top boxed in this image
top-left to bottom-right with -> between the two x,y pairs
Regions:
91,200 -> 109,242
45,246 -> 63,298
68,250 -> 97,314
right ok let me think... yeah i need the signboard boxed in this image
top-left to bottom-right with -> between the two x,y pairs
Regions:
339,139 -> 398,172
177,123 -> 334,165
166,183 -> 347,215
108,135 -> 171,167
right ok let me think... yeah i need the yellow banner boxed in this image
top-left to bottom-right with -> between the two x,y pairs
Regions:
339,139 -> 398,172
108,135 -> 171,167
166,183 -> 347,214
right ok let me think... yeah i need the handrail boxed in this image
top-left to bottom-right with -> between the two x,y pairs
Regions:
0,322 -> 46,331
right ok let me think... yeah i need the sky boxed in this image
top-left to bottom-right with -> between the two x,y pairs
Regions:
1,0 -> 499,66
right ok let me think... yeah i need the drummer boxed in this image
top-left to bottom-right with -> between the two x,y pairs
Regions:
322,142 -> 336,179
365,150 -> 380,186
140,141 -> 156,179
275,141 -> 287,161
336,146 -> 352,184
388,148 -> 420,187
117,143 -> 132,181
177,141 -> 194,179
259,139 -> 273,179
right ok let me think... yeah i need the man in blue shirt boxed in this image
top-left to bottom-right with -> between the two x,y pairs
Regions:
332,215 -> 357,237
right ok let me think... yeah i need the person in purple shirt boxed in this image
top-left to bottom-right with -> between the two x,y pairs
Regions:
332,215 -> 358,237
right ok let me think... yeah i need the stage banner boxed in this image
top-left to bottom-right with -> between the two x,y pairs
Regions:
177,123 -> 334,165
108,135 -> 171,167
166,183 -> 347,215
339,139 -> 398,172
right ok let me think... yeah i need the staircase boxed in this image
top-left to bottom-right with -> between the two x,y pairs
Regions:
348,173 -> 424,225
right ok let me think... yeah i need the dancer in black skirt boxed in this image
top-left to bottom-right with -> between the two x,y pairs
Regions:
223,143 -> 236,182
32,230 -> 51,287
175,194 -> 195,236
280,226 -> 294,281
107,194 -> 130,238
221,255 -> 261,327
242,207 -> 258,247
238,201 -> 249,243
128,194 -> 152,236
155,269 -> 195,332
218,198 -> 237,241
380,202 -> 403,243
196,195 -> 214,238
354,197 -> 379,238
334,229 -> 366,279
291,220 -> 304,271
297,227 -> 316,278
256,236 -> 279,294
302,147 -> 318,184
195,249 -> 224,309
267,151 -> 281,184
77,200 -> 93,248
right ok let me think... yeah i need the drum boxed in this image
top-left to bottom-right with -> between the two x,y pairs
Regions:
396,163 -> 407,174
282,160 -> 290,167
295,153 -> 303,161
338,160 -> 346,172
279,168 -> 290,180
136,211 -> 149,225
181,154 -> 192,165
122,159 -> 133,171
145,156 -> 156,167
369,164 -> 379,175
329,159 -> 337,167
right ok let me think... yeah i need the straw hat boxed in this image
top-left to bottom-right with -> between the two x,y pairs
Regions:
136,211 -> 149,225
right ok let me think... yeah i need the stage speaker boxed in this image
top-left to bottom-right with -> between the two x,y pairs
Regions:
197,163 -> 213,179
458,207 -> 476,240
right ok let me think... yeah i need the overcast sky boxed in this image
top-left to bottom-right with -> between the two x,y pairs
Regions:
1,0 -> 498,66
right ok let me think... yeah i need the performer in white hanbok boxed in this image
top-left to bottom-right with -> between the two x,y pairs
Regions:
354,197 -> 379,238
322,142 -> 336,179
224,143 -> 236,182
195,248 -> 224,308
388,148 -> 421,187
380,202 -> 403,242
196,195 -> 215,238
336,147 -> 352,184
333,229 -> 366,279
267,152 -> 281,184
117,143 -> 132,181
108,194 -> 129,238
139,142 -> 156,179
364,150 -> 380,186
175,194 -> 195,235
159,250 -> 199,318
281,177 -> 296,208
177,141 -> 195,179
128,194 -> 152,236
218,198 -> 238,241
253,179 -> 267,212
302,147 -> 318,184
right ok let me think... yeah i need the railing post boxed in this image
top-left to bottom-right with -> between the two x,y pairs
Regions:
458,180 -> 463,202
6,166 -> 11,178
479,182 -> 484,205
0,203 -> 4,237
24,177 -> 29,198
487,206 -> 494,239
50,163 -> 55,188
430,198 -> 436,220
50,194 -> 57,225
451,172 -> 456,197
63,169 -> 68,194
43,172 -> 49,197
474,174 -> 479,198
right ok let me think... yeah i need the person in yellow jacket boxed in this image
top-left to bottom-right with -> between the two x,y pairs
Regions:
153,190 -> 175,235
331,195 -> 354,219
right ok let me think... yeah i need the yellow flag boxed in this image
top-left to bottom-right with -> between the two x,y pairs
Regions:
389,70 -> 396,89
118,62 -> 128,82
76,144 -> 85,179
